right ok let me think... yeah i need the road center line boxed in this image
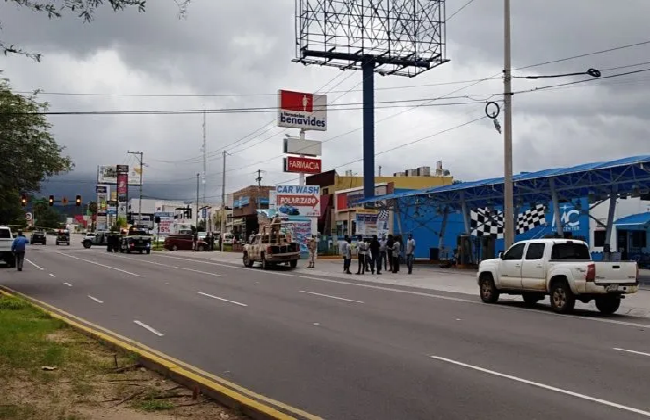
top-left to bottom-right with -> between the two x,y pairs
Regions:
183,268 -> 221,277
81,259 -> 112,269
302,290 -> 362,303
87,295 -> 104,304
63,282 -> 72,287
613,347 -> 650,358
429,355 -> 650,417
261,271 -> 294,277
113,267 -> 140,277
48,273 -> 55,278
25,259 -> 43,270
197,292 -> 248,307
133,320 -> 164,337
55,252 -> 80,260
106,254 -> 179,269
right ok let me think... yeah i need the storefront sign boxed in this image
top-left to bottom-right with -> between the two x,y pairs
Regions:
284,156 -> 322,174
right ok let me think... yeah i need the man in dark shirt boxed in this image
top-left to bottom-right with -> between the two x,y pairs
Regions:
369,235 -> 381,275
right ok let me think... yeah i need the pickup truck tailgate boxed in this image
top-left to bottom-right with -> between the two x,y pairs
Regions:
594,262 -> 638,284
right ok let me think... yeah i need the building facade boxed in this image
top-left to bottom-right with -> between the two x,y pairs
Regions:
231,185 -> 273,240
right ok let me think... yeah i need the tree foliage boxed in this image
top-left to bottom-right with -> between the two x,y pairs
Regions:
2,0 -> 192,60
33,200 -> 64,229
0,78 -> 73,224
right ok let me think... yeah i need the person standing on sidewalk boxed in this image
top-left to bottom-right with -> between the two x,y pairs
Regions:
341,235 -> 352,274
406,233 -> 416,274
369,235 -> 380,275
386,235 -> 394,273
11,230 -> 29,272
378,234 -> 387,272
307,235 -> 317,268
391,236 -> 401,273
356,235 -> 366,275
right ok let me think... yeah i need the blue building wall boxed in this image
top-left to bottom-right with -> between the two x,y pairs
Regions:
394,197 -> 590,259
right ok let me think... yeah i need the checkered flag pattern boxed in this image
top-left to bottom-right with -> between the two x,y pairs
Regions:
471,205 -> 546,238
377,210 -> 389,220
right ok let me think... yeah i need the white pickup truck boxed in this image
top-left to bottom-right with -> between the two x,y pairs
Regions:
477,239 -> 639,315
0,226 -> 15,268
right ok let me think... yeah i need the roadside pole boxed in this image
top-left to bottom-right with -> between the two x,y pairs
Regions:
220,151 -> 227,252
299,129 -> 306,186
502,0 -> 515,248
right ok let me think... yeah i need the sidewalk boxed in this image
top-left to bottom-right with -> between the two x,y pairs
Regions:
168,251 -> 650,318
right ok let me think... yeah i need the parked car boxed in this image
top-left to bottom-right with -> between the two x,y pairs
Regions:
477,239 -> 639,315
163,234 -> 209,251
0,226 -> 15,268
30,230 -> 47,245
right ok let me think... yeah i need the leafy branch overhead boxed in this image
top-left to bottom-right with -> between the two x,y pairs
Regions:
1,0 -> 192,60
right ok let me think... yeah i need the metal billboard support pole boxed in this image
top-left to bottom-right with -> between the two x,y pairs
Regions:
502,0 -> 515,248
299,129 -> 306,186
362,58 -> 375,200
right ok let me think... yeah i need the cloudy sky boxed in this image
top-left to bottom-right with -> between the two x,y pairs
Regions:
2,0 -> 649,203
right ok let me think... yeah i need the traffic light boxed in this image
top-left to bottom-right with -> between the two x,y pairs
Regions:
75,195 -> 82,206
21,194 -> 27,207
48,195 -> 54,206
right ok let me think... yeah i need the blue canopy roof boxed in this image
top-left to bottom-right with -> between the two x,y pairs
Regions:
614,212 -> 650,228
360,155 -> 650,209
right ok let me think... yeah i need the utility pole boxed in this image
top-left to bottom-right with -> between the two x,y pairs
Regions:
378,165 -> 382,177
502,0 -> 515,248
255,169 -> 263,211
128,151 -> 144,227
202,111 -> 208,231
195,173 -> 200,231
220,151 -> 227,252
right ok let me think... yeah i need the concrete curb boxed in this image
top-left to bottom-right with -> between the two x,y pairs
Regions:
0,287 -> 319,420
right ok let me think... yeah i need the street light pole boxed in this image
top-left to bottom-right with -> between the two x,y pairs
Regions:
503,0 -> 515,249
196,173 -> 200,230
220,151 -> 227,252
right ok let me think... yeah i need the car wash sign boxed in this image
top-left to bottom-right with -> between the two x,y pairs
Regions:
275,185 -> 321,217
278,90 -> 327,131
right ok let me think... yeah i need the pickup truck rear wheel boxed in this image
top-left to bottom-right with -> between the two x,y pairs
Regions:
550,281 -> 575,314
243,253 -> 254,268
289,259 -> 298,269
595,295 -> 621,315
479,274 -> 500,303
261,254 -> 268,270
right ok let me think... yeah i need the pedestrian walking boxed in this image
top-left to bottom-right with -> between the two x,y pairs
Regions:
406,233 -> 416,274
356,235 -> 366,275
369,235 -> 380,275
11,230 -> 29,272
308,235 -> 317,268
341,235 -> 352,274
391,236 -> 401,273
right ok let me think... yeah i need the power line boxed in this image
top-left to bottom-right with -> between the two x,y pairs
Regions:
447,0 -> 478,21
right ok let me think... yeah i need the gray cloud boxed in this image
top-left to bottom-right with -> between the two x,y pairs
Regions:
2,0 -> 650,201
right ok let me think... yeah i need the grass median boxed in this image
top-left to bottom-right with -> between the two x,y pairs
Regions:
0,293 -> 244,420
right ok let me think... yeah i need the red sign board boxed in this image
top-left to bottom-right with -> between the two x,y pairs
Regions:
284,156 -> 322,174
279,90 -> 314,113
277,194 -> 319,207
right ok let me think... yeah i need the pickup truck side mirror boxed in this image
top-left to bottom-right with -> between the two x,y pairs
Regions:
498,251 -> 504,259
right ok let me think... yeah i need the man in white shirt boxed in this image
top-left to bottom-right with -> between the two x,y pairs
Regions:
406,233 -> 416,274
341,235 -> 352,274
356,235 -> 366,275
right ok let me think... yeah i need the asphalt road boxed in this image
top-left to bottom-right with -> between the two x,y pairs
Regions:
2,239 -> 650,420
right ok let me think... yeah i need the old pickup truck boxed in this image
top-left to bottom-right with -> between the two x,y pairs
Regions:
0,226 -> 15,268
478,239 -> 639,315
243,225 -> 300,269
119,227 -> 152,254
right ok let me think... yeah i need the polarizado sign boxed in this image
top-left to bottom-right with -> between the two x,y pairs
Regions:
275,185 -> 321,217
277,90 -> 327,131
284,156 -> 322,174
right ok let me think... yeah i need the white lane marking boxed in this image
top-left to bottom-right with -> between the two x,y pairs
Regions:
63,282 -> 73,287
208,259 -> 240,268
303,291 -> 363,304
113,267 -> 140,277
198,292 -> 228,302
87,295 -> 104,304
197,291 -> 248,307
429,355 -> 650,418
48,273 -> 55,277
133,320 -> 164,337
613,347 -> 650,358
55,252 -> 80,260
81,259 -> 112,269
183,268 -> 221,277
300,275 -> 349,283
26,259 -> 43,270
262,271 -> 294,277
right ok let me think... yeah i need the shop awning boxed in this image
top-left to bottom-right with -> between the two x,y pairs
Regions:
614,212 -> 650,230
